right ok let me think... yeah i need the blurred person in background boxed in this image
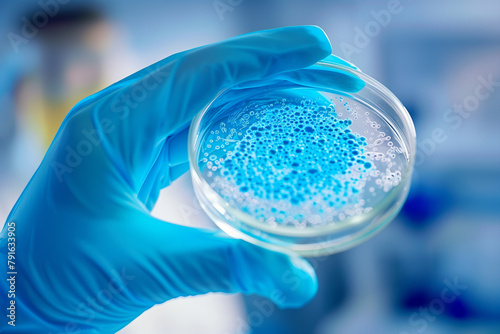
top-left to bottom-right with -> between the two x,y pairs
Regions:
16,6 -> 110,148
0,6 -> 114,219
0,4 -> 141,230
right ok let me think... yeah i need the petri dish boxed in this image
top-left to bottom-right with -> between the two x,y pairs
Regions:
188,58 -> 416,257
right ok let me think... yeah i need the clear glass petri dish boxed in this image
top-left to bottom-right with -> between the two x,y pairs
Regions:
188,59 -> 416,257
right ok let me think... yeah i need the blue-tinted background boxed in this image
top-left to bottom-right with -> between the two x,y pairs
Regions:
1,1 -> 499,333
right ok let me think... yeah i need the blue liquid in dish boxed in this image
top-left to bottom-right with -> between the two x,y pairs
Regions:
199,90 -> 404,227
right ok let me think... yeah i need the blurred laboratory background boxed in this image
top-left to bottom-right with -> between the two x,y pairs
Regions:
1,0 -> 499,333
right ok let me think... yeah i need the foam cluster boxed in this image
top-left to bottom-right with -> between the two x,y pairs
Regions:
201,96 -> 385,226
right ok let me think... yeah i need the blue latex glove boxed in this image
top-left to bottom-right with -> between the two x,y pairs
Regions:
1,26 -> 357,333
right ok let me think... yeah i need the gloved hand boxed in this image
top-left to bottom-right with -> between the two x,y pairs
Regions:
1,26 -> 355,333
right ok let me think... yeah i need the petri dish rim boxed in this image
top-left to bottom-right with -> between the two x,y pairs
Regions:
188,61 -> 416,240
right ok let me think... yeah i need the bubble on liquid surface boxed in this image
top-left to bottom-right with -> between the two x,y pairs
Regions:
199,94 -> 404,227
